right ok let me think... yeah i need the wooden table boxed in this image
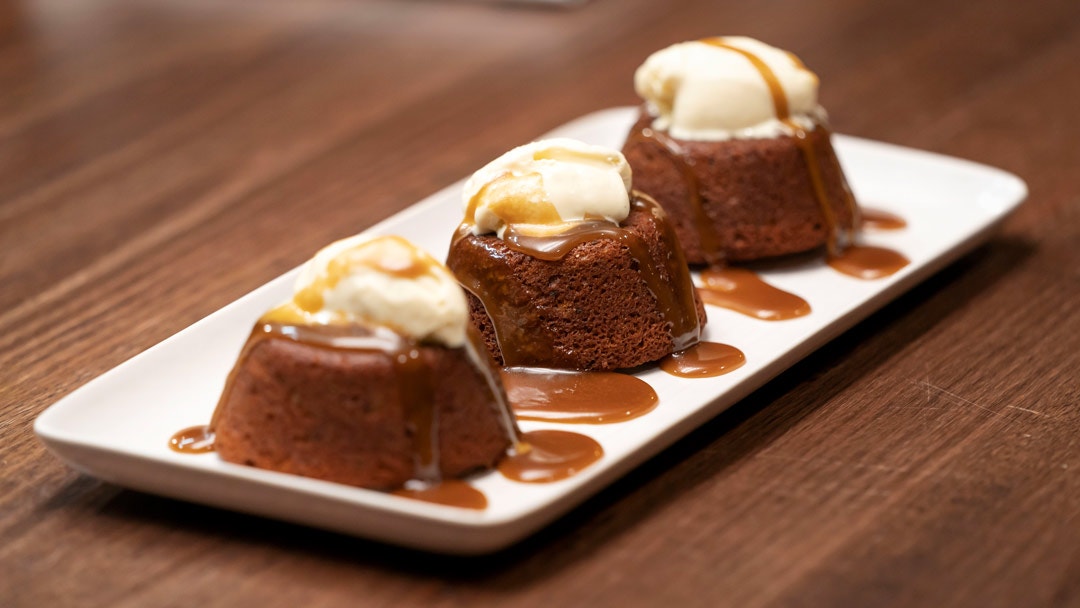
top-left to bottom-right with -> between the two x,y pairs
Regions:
3,0 -> 1079,605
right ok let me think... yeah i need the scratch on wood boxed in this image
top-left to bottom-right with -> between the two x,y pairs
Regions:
1004,405 -> 1045,416
912,379 -> 1046,419
757,452 -> 910,474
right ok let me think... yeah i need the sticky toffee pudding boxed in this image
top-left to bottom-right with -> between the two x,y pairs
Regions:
447,138 -> 707,371
624,37 -> 909,306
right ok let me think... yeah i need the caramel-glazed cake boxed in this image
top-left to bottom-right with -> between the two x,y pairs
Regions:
446,138 -> 706,370
211,236 -> 517,490
622,36 -> 859,264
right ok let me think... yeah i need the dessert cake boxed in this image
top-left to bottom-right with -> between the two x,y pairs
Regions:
622,36 -> 859,264
446,138 -> 706,370
210,236 -> 517,490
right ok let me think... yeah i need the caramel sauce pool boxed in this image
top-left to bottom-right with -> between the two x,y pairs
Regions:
660,342 -> 746,378
169,425 -> 215,454
828,245 -> 910,280
501,367 -> 658,424
392,479 -> 488,510
698,267 -> 811,320
860,208 -> 907,230
498,430 -> 604,483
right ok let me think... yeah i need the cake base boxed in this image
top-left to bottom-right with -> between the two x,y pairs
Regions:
212,330 -> 514,490
622,112 -> 857,264
448,199 -> 707,371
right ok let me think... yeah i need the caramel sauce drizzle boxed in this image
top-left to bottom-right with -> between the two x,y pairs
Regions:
394,339 -> 439,480
392,479 -> 488,510
498,430 -> 604,483
631,38 -> 908,290
263,235 -> 449,326
452,193 -> 703,366
698,267 -> 811,320
168,425 -> 215,454
501,367 -> 658,424
860,208 -> 907,231
660,341 -> 746,378
699,37 -> 858,256
827,245 -> 910,280
623,127 -> 726,267
625,122 -> 814,319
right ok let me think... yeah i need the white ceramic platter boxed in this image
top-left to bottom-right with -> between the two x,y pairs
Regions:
34,107 -> 1027,554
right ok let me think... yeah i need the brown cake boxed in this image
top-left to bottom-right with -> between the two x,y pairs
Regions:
623,37 -> 859,265
446,139 -> 706,371
210,236 -> 517,491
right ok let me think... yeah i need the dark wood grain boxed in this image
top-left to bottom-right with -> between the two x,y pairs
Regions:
3,0 -> 1080,605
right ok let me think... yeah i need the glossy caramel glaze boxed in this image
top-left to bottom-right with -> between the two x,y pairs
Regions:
660,342 -> 746,378
827,245 -> 910,280
392,479 -> 488,510
698,267 -> 811,321
498,430 -> 604,483
501,367 -> 658,424
263,235 -> 451,327
623,126 -> 725,266
168,425 -> 216,454
860,208 -> 908,231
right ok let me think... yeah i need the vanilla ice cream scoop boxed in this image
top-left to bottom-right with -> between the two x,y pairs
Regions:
263,235 -> 468,347
635,36 -> 824,141
462,138 -> 633,238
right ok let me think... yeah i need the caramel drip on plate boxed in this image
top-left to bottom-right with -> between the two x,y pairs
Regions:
698,267 -> 811,320
452,194 -> 703,365
392,479 -> 488,510
168,425 -> 215,453
660,341 -> 746,378
827,245 -> 910,280
498,430 -> 604,483
501,367 -> 658,424
860,208 -> 907,231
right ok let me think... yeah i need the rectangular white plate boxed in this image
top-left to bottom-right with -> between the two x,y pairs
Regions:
35,107 -> 1027,554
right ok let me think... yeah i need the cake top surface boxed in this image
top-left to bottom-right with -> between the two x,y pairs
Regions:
635,36 -> 824,141
461,138 -> 632,238
263,235 -> 469,347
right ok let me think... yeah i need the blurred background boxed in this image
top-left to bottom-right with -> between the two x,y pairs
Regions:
6,0 -> 1068,313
